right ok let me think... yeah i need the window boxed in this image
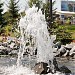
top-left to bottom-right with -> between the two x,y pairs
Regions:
61,1 -> 69,11
68,4 -> 73,12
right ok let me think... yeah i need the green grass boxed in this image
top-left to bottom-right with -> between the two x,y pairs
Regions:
58,25 -> 75,39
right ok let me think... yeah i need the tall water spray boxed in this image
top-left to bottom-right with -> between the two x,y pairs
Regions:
17,6 -> 56,66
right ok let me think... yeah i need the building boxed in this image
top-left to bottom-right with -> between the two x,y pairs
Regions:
53,0 -> 75,24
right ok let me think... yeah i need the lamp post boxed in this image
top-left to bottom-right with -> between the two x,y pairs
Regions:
49,0 -> 52,24
47,0 -> 53,29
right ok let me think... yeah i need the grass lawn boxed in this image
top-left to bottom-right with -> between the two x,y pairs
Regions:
71,32 -> 75,39
58,25 -> 75,39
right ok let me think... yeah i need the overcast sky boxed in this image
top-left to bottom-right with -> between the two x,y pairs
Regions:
1,0 -> 29,13
1,0 -> 47,13
1,0 -> 75,13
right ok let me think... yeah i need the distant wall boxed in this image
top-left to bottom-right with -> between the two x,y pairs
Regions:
53,0 -> 61,11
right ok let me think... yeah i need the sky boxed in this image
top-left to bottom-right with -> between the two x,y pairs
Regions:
1,0 -> 46,13
1,0 -> 75,13
1,0 -> 29,13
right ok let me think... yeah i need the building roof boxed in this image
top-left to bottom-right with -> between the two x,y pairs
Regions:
62,0 -> 75,1
56,11 -> 75,15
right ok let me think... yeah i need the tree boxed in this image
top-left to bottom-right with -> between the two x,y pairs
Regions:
0,1 -> 5,27
7,0 -> 19,27
3,12 -> 10,24
45,1 -> 57,31
0,2 -> 3,28
28,0 -> 41,9
0,1 -> 7,33
56,26 -> 72,44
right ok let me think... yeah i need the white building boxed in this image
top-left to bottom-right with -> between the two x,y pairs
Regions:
54,0 -> 75,11
53,0 -> 75,24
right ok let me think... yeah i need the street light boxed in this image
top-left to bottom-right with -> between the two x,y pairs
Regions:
49,0 -> 52,22
48,0 -> 53,28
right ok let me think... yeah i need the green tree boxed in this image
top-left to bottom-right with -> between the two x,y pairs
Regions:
43,1 -> 57,33
28,0 -> 41,9
3,12 -> 10,24
56,26 -> 72,44
7,0 -> 19,27
0,2 -> 5,28
0,1 -> 7,33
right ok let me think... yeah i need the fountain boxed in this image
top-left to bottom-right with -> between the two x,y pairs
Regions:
16,6 -> 56,74
0,1 -> 66,75
18,6 -> 56,65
